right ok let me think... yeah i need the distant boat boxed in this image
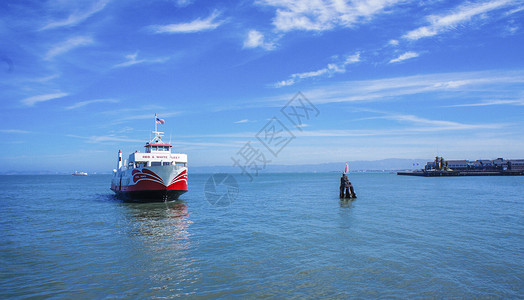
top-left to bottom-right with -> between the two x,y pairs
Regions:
72,171 -> 88,176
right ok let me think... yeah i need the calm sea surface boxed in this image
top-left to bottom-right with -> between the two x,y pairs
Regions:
1,173 -> 523,298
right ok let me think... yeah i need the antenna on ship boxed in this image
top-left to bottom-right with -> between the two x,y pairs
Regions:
152,113 -> 165,144
154,113 -> 158,134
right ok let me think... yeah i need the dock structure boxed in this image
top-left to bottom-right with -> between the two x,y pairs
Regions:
397,170 -> 524,177
398,157 -> 524,177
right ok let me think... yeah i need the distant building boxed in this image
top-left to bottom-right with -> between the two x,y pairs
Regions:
423,157 -> 522,172
425,161 -> 436,171
478,160 -> 493,167
447,160 -> 468,170
402,157 -> 524,176
493,158 -> 508,170
508,159 -> 524,170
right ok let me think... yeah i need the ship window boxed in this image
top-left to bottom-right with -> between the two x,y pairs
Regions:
162,162 -> 172,166
151,162 -> 161,166
152,146 -> 157,151
175,162 -> 187,167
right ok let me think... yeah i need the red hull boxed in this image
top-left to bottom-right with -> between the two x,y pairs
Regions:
111,169 -> 187,202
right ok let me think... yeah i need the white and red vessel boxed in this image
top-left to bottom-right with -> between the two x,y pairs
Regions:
110,115 -> 188,201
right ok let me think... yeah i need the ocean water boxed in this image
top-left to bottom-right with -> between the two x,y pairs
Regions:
1,173 -> 523,298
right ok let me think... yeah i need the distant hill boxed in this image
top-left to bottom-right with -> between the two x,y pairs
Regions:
0,158 -> 430,175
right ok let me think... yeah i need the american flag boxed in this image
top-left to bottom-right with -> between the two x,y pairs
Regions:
156,117 -> 165,125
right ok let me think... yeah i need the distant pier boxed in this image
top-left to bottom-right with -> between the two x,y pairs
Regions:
397,170 -> 524,177
398,156 -> 524,177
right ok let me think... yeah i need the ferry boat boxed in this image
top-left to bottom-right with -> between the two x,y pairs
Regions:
72,171 -> 88,176
110,115 -> 188,201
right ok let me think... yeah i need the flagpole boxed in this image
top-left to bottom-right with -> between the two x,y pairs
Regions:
154,113 -> 157,133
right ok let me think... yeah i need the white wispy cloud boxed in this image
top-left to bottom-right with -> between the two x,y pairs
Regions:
258,0 -> 403,32
234,119 -> 249,124
41,0 -> 110,30
0,129 -> 31,134
150,10 -> 224,34
31,74 -> 60,83
67,133 -> 234,147
389,51 -> 419,63
175,0 -> 194,7
505,22 -> 519,35
388,39 -> 399,46
446,99 -> 524,107
65,99 -> 119,110
178,113 -> 507,139
275,52 -> 360,87
113,52 -> 169,68
506,5 -> 524,15
281,70 -> 524,105
106,111 -> 183,125
67,134 -> 143,144
21,92 -> 68,106
403,0 -> 515,41
45,36 -> 93,60
243,30 -> 276,50
369,112 -> 506,131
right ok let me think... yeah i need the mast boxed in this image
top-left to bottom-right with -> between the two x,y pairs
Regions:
152,113 -> 164,144
154,113 -> 158,134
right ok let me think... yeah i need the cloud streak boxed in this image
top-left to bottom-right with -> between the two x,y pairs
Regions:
259,0 -> 404,32
67,134 -> 143,144
366,112 -> 507,131
21,92 -> 68,106
275,52 -> 360,87
389,51 -> 419,63
41,0 -> 110,30
285,70 -> 524,105
403,0 -> 515,41
65,99 -> 119,110
45,36 -> 93,60
0,129 -> 31,134
113,52 -> 169,68
150,10 -> 224,34
445,99 -> 524,107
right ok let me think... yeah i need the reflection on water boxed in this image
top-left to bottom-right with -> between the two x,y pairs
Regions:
123,201 -> 192,243
339,198 -> 354,209
120,201 -> 198,297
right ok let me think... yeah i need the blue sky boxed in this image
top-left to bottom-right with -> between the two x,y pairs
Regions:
1,0 -> 523,173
